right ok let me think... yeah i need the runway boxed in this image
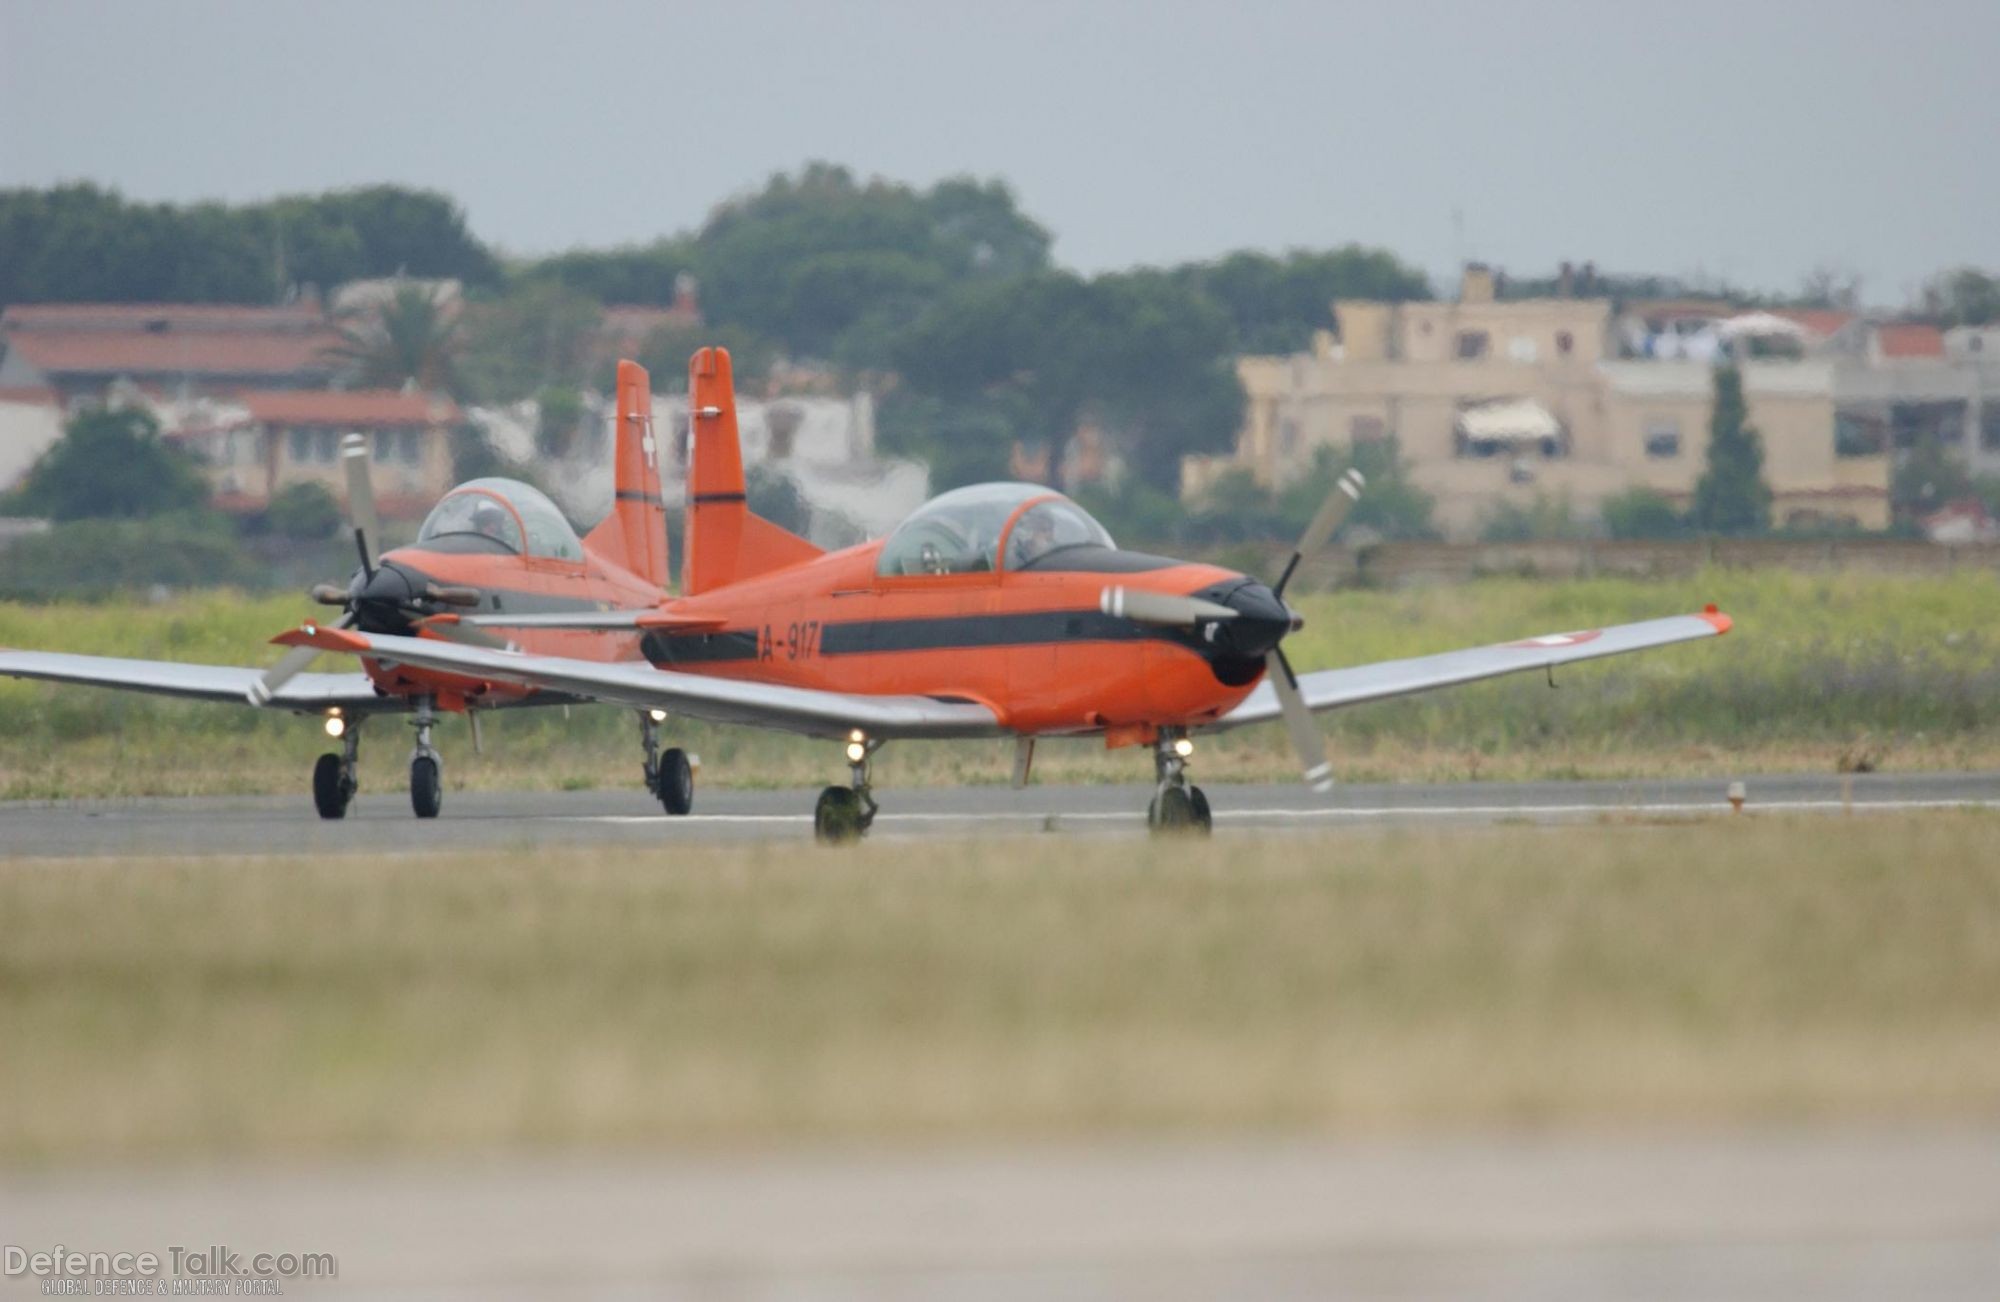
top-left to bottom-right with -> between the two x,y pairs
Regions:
2,770 -> 1995,857
4,1126 -> 1996,1298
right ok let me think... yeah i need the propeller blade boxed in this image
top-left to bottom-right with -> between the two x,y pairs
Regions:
342,432 -> 382,579
1101,586 -> 1240,626
1264,648 -> 1334,793
247,611 -> 355,705
1273,466 -> 1366,599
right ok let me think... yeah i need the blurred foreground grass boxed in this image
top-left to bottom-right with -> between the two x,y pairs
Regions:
4,813 -> 1999,1163
3,568 -> 1999,798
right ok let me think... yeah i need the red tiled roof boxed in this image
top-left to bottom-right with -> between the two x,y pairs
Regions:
2,302 -> 328,332
1876,323 -> 1946,359
0,386 -> 58,405
0,329 -> 342,378
1770,309 -> 1856,339
236,390 -> 460,427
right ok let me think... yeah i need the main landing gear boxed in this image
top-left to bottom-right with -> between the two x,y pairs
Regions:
1147,728 -> 1212,836
640,710 -> 695,815
814,731 -> 879,845
312,715 -> 361,820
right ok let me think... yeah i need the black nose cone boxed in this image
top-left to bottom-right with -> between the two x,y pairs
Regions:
1209,578 -> 1294,660
352,563 -> 418,633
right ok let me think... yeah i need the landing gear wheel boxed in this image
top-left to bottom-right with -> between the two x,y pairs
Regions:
1148,785 -> 1202,835
657,747 -> 694,816
1188,784 -> 1213,834
312,752 -> 352,820
410,755 -> 442,819
814,785 -> 865,845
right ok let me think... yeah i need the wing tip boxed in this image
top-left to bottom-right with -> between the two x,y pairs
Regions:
1699,604 -> 1733,635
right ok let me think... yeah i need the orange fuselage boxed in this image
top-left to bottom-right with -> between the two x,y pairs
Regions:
359,539 -> 1265,737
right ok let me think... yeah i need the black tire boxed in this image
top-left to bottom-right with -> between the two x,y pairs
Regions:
1149,785 -> 1199,835
410,755 -> 442,819
1188,785 -> 1213,834
814,785 -> 864,845
658,747 -> 694,816
312,753 -> 349,820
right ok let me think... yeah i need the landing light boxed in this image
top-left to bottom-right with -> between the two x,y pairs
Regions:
324,715 -> 346,738
845,741 -> 868,764
1173,737 -> 1195,758
649,709 -> 668,723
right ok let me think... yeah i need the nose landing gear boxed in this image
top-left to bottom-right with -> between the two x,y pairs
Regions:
639,710 -> 695,815
409,696 -> 443,819
814,732 -> 879,845
1147,729 -> 1212,835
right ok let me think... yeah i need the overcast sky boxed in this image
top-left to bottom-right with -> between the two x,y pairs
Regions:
2,0 -> 1993,302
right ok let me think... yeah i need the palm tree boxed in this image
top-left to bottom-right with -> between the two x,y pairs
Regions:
326,284 -> 465,396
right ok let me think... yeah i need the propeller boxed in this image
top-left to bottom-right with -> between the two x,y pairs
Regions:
343,432 -> 381,578
246,439 -> 499,705
1098,464 -> 1366,792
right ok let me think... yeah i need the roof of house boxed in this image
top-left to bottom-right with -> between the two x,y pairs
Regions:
1,302 -> 329,332
0,386 -> 58,406
0,328 -> 342,379
1770,309 -> 1858,339
1875,323 -> 1947,359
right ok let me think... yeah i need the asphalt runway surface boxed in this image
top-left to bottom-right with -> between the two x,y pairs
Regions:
4,1126 -> 1996,1299
2,770 -> 1996,857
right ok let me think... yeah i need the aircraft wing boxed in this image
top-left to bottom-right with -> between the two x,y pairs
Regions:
278,627 -> 1005,740
0,649 -> 387,712
1209,610 -> 1731,730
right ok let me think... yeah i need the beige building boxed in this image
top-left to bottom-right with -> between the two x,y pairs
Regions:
1189,266 -> 2000,538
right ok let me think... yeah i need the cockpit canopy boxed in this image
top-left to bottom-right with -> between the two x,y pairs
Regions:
876,482 -> 1115,577
417,478 -> 583,561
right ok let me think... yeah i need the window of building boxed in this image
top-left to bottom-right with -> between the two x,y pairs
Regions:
314,428 -> 339,463
1455,330 -> 1490,360
1555,330 -> 1574,356
1835,411 -> 1887,458
1983,409 -> 2000,452
1643,419 -> 1681,459
1350,415 -> 1386,444
401,428 -> 422,465
289,427 -> 311,462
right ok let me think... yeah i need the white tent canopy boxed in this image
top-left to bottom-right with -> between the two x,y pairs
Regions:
1716,311 -> 1808,340
1456,398 -> 1563,443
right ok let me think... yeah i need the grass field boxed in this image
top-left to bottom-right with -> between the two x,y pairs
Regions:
2,568 -> 1998,798
3,813 -> 1997,1163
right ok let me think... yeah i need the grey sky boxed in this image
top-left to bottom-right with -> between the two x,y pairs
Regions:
2,0 -> 1994,302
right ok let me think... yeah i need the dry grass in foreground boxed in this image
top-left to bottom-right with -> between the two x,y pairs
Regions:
4,812 -> 1999,1163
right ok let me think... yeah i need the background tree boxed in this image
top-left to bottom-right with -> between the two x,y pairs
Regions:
15,407 -> 209,521
327,284 -> 464,394
459,280 -> 603,403
1174,247 -> 1432,353
1600,486 -> 1689,539
1920,267 -> 2000,327
1692,364 -> 1773,535
258,481 -> 342,541
891,269 -> 1243,491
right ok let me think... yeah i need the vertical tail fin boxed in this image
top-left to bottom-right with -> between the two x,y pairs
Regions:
682,346 -> 822,595
582,360 -> 670,590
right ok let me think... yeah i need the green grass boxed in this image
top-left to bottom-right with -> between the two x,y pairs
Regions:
2,570 -> 1998,798
4,814 -> 1998,1162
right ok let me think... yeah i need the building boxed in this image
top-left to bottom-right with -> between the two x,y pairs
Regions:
0,302 -> 343,404
1194,266 -> 2000,538
0,386 -> 64,494
159,388 -> 461,520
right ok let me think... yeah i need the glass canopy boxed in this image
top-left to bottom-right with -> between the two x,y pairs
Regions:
876,482 -> 1114,576
418,477 -> 583,561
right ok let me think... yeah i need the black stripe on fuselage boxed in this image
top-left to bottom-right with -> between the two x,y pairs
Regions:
642,609 -> 1193,666
690,491 -> 747,504
616,489 -> 667,507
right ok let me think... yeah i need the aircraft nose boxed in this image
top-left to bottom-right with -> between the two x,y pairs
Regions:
1213,579 -> 1294,659
351,563 -> 417,631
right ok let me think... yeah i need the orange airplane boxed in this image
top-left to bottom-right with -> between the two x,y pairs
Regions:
0,348 -> 1731,841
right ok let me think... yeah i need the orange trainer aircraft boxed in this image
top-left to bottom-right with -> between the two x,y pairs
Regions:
0,347 -> 1731,841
